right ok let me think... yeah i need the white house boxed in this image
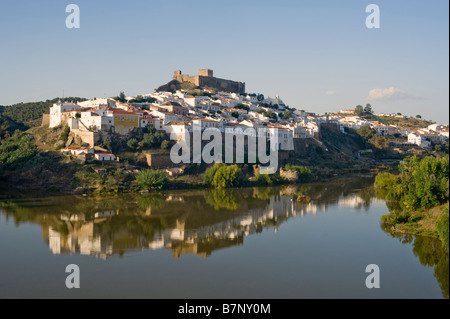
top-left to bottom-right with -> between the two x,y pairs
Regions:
78,98 -> 116,109
49,102 -> 80,128
95,152 -> 116,161
372,124 -> 389,136
191,118 -> 221,131
408,133 -> 431,148
266,124 -> 294,151
428,124 -> 447,132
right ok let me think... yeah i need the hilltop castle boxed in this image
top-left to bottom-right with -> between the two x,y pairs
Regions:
172,69 -> 245,94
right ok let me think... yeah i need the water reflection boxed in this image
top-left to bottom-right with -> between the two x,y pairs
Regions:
0,178 -> 375,259
383,230 -> 449,299
1,176 -> 448,298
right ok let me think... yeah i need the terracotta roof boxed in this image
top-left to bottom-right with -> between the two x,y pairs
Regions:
162,101 -> 184,107
108,108 -> 138,115
95,152 -> 115,156
166,121 -> 189,126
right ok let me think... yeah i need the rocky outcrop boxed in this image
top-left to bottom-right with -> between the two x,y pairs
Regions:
279,168 -> 299,183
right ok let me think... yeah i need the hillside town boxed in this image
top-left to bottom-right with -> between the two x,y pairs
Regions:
44,69 -> 448,163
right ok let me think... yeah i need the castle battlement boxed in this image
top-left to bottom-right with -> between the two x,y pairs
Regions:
173,69 -> 245,94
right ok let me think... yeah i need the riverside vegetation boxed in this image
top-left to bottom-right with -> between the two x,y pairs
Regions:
374,155 -> 449,249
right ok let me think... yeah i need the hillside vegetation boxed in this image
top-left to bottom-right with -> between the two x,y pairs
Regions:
0,97 -> 86,126
375,155 -> 449,249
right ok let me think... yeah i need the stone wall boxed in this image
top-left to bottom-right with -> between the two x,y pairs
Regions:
41,114 -> 50,127
198,76 -> 245,94
292,138 -> 323,156
71,129 -> 100,147
172,70 -> 245,93
145,153 -> 175,169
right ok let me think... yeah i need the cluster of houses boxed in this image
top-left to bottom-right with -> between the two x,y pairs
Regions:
48,91 -> 448,162
333,110 -> 448,149
48,91 -> 327,158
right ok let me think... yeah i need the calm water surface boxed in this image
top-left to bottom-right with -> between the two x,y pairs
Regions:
0,177 -> 448,298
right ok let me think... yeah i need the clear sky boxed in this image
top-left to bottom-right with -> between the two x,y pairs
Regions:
0,0 -> 448,123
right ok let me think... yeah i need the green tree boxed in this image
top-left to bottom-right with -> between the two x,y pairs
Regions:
136,169 -> 167,190
281,111 -> 291,120
0,131 -> 37,169
60,125 -> 70,145
113,91 -> 126,103
357,125 -> 376,140
127,138 -> 139,151
161,140 -> 170,150
204,163 -> 224,186
212,165 -> 243,189
436,204 -> 449,251
355,105 -> 364,116
364,104 -> 373,114
416,114 -> 422,119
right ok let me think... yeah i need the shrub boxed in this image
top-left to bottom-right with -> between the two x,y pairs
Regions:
161,140 -> 170,150
436,204 -> 449,250
206,164 -> 243,189
254,173 -> 273,186
127,138 -> 139,151
136,169 -> 167,191
213,165 -> 243,189
374,172 -> 398,189
374,155 -> 449,211
0,131 -> 37,169
284,164 -> 312,182
204,163 -> 225,186
60,125 -> 70,145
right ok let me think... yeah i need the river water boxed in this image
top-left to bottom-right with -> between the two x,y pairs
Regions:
0,177 -> 447,298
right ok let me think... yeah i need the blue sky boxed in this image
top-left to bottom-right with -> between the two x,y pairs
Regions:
0,0 -> 448,123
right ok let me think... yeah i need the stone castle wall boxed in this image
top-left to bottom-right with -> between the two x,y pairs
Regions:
173,69 -> 245,93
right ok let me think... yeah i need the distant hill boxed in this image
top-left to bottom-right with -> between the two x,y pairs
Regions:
156,80 -> 198,93
0,97 -> 87,127
0,115 -> 28,139
373,115 -> 434,129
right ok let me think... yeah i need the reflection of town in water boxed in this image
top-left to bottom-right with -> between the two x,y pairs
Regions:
0,178 -> 376,259
1,177 -> 447,298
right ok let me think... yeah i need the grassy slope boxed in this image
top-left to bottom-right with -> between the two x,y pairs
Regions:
386,204 -> 447,238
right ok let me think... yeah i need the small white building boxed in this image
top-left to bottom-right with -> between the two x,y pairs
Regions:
94,153 -> 117,161
49,102 -> 80,128
408,133 -> 431,148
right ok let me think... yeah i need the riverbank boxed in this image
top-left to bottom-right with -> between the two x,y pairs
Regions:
374,155 -> 449,250
382,204 -> 448,239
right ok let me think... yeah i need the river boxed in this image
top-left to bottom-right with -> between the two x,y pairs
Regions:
0,176 -> 447,298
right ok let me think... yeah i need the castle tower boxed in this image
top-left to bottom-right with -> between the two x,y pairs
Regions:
198,69 -> 213,77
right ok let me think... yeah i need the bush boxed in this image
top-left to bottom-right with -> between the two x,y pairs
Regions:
436,204 -> 449,250
204,163 -> 225,186
140,131 -> 166,149
0,131 -> 37,169
284,164 -> 312,182
374,155 -> 449,211
127,138 -> 139,151
204,164 -> 243,189
212,165 -> 243,189
254,173 -> 273,186
60,125 -> 70,145
136,169 -> 167,191
161,140 -> 170,150
374,172 -> 398,189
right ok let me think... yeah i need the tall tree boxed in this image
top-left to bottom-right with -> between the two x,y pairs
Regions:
364,104 -> 373,114
355,105 -> 364,116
